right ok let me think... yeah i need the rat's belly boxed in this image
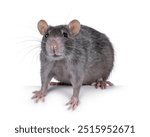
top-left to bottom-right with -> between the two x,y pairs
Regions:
53,70 -> 101,84
52,66 -> 102,85
52,60 -> 104,84
53,71 -> 71,84
52,61 -> 71,83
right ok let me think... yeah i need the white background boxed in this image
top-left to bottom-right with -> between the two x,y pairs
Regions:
0,0 -> 150,137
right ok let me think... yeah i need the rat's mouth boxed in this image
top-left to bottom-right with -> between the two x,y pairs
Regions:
52,54 -> 61,57
47,53 -> 64,60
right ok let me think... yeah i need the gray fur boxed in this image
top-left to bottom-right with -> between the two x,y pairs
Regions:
39,23 -> 114,102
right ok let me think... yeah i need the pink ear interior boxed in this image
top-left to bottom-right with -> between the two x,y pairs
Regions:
68,19 -> 80,35
37,20 -> 48,35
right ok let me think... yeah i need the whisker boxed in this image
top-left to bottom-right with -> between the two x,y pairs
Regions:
35,52 -> 40,64
17,35 -> 41,39
17,39 -> 41,44
18,47 -> 40,64
22,46 -> 41,59
17,44 -> 41,55
31,50 -> 40,65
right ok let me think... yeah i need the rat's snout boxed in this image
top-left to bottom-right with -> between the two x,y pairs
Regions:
45,37 -> 64,58
47,39 -> 59,55
50,40 -> 58,54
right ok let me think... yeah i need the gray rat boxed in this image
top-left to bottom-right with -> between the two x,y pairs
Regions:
32,19 -> 114,110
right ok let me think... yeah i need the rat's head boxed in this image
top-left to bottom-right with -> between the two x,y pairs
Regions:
37,19 -> 80,60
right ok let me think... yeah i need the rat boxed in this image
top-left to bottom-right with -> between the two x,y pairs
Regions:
31,19 -> 114,110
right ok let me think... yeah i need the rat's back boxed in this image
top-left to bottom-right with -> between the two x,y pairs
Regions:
75,25 -> 114,84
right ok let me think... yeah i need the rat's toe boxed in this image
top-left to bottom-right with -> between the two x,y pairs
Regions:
93,81 -> 114,89
31,90 -> 46,103
66,97 -> 79,110
105,81 -> 114,86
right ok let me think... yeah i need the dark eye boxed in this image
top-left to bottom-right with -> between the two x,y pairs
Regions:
45,33 -> 49,38
63,32 -> 68,38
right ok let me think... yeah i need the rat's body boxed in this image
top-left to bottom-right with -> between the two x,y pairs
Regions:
32,20 -> 114,110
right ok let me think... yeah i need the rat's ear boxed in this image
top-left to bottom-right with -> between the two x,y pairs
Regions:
68,19 -> 80,35
37,20 -> 48,35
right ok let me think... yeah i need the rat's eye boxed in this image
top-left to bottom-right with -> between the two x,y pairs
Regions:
45,33 -> 49,38
63,32 -> 68,38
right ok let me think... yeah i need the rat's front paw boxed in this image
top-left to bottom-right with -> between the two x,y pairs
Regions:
66,97 -> 79,110
31,90 -> 47,103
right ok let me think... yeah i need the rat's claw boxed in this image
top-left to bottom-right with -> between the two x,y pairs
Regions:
106,81 -> 113,86
31,90 -> 46,103
66,97 -> 79,110
92,81 -> 113,89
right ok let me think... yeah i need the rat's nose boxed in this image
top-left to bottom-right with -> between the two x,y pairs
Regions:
50,40 -> 58,53
52,44 -> 57,50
